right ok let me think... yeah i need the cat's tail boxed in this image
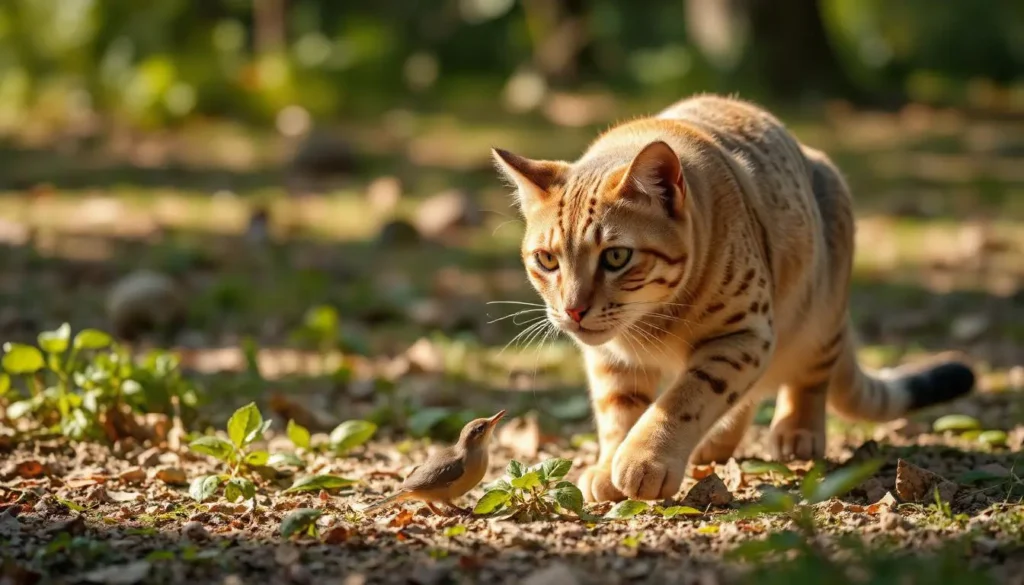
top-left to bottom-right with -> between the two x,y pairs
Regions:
826,324 -> 975,422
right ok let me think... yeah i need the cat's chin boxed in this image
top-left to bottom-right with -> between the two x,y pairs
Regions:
567,325 -> 617,346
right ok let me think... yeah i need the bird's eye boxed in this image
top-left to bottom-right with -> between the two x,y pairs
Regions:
600,247 -> 632,271
535,251 -> 559,272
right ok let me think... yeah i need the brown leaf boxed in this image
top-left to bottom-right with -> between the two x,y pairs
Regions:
388,509 -> 416,529
894,459 -> 958,503
865,491 -> 898,515
690,465 -> 715,481
322,524 -> 352,544
681,473 -> 733,509
118,467 -> 146,483
153,466 -> 187,486
497,413 -> 542,459
15,460 -> 46,479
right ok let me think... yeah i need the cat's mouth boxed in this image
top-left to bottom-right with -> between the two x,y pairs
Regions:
565,323 -> 616,346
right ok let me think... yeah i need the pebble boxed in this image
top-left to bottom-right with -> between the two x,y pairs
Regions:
181,521 -> 209,541
153,466 -> 188,486
119,467 -> 146,483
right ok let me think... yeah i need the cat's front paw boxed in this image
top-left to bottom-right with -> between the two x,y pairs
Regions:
577,464 -> 626,503
611,442 -> 686,500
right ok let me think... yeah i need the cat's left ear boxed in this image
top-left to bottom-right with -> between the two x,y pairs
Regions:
492,148 -> 569,212
616,141 -> 686,218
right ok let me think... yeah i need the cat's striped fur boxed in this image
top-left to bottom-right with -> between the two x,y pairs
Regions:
493,94 -> 974,502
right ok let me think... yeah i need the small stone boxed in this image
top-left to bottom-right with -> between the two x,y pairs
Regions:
119,467 -> 146,483
153,466 -> 187,486
681,473 -> 733,508
181,521 -> 209,541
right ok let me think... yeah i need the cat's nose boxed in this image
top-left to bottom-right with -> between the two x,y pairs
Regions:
565,304 -> 590,323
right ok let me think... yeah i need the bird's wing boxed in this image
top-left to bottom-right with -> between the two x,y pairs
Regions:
401,451 -> 465,492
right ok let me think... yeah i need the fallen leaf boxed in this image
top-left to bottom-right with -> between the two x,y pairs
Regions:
865,491 -> 898,514
82,560 -> 151,584
497,413 -> 542,458
322,524 -> 353,544
15,460 -> 45,479
118,467 -> 146,483
388,509 -> 416,529
153,466 -> 187,486
681,473 -> 733,509
690,465 -> 715,481
107,490 -> 143,503
722,458 -> 744,491
894,459 -> 958,503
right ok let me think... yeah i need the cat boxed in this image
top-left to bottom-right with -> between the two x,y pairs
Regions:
492,94 -> 975,502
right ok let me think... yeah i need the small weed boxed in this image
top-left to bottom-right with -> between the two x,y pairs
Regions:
473,458 -> 590,521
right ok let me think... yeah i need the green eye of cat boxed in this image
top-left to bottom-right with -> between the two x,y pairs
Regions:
535,251 -> 559,271
600,247 -> 632,271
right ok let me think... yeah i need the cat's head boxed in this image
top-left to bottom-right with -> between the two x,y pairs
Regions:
493,141 -> 693,346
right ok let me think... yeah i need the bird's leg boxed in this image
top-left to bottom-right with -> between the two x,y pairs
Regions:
442,501 -> 470,516
423,501 -> 449,516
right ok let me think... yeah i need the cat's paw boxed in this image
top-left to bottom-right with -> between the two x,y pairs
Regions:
577,465 -> 626,503
768,423 -> 825,461
611,444 -> 685,500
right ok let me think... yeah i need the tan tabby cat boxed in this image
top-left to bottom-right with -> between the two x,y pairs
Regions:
492,94 -> 975,503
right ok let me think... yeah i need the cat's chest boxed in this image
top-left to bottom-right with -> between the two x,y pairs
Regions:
602,335 -> 687,379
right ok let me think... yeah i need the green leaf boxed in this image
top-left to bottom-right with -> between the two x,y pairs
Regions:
188,436 -> 235,462
227,402 -> 264,448
620,533 -> 643,548
443,524 -> 467,537
2,343 -> 44,375
662,506 -> 702,518
978,430 -> 1008,447
483,478 -> 513,493
287,419 -> 311,449
932,414 -> 981,433
808,459 -> 883,504
243,451 -> 270,466
539,458 -> 572,482
284,474 -> 357,493
6,399 -> 37,419
741,460 -> 795,477
189,475 -> 223,503
268,452 -> 305,468
38,323 -> 71,354
800,463 -> 826,502
605,500 -> 650,519
548,481 -> 585,514
510,471 -> 543,490
0,373 -> 10,396
506,460 -> 525,479
406,407 -> 454,437
472,490 -> 511,514
329,420 -> 377,453
225,478 -> 256,502
280,508 -> 322,539
72,329 -> 112,350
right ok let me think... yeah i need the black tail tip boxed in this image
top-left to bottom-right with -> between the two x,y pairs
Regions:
906,361 -> 976,410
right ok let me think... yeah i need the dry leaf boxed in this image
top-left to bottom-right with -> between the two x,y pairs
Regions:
497,414 -> 542,458
388,509 -> 416,529
322,524 -> 352,544
153,466 -> 187,486
681,473 -> 733,508
118,467 -> 146,483
865,491 -> 898,514
690,465 -> 715,481
106,490 -> 143,503
894,459 -> 958,503
722,458 -> 744,491
15,461 -> 45,479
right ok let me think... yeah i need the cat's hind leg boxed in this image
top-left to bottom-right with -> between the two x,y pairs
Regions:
768,380 -> 828,461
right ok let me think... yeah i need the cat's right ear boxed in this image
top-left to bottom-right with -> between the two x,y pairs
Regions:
492,148 -> 568,212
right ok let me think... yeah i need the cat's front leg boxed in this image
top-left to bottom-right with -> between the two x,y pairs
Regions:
612,325 -> 773,500
578,350 -> 660,503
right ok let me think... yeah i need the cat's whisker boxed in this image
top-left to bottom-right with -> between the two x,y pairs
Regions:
486,300 -> 547,307
497,318 -> 549,357
486,309 -> 547,324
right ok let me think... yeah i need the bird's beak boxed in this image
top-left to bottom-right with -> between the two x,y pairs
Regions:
486,409 -> 506,428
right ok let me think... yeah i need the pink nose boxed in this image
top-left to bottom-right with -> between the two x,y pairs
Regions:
565,305 -> 590,323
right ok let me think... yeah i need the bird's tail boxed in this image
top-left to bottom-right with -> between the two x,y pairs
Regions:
356,492 -> 408,515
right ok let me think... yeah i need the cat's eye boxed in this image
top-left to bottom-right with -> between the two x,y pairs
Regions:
535,251 -> 559,271
600,247 -> 632,271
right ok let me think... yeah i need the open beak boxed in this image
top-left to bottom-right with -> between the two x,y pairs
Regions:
486,409 -> 507,429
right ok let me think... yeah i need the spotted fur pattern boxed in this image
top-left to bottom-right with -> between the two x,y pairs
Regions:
493,94 -> 975,502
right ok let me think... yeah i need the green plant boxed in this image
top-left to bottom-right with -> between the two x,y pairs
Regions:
603,500 -> 702,520
0,324 -> 198,440
188,402 -> 272,503
280,509 -> 322,540
472,458 -> 589,521
282,417 -> 378,455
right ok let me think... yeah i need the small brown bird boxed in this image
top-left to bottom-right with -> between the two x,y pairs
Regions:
360,410 -> 506,516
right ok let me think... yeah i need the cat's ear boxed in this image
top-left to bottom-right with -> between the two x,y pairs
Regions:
492,148 -> 568,211
615,141 -> 686,217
